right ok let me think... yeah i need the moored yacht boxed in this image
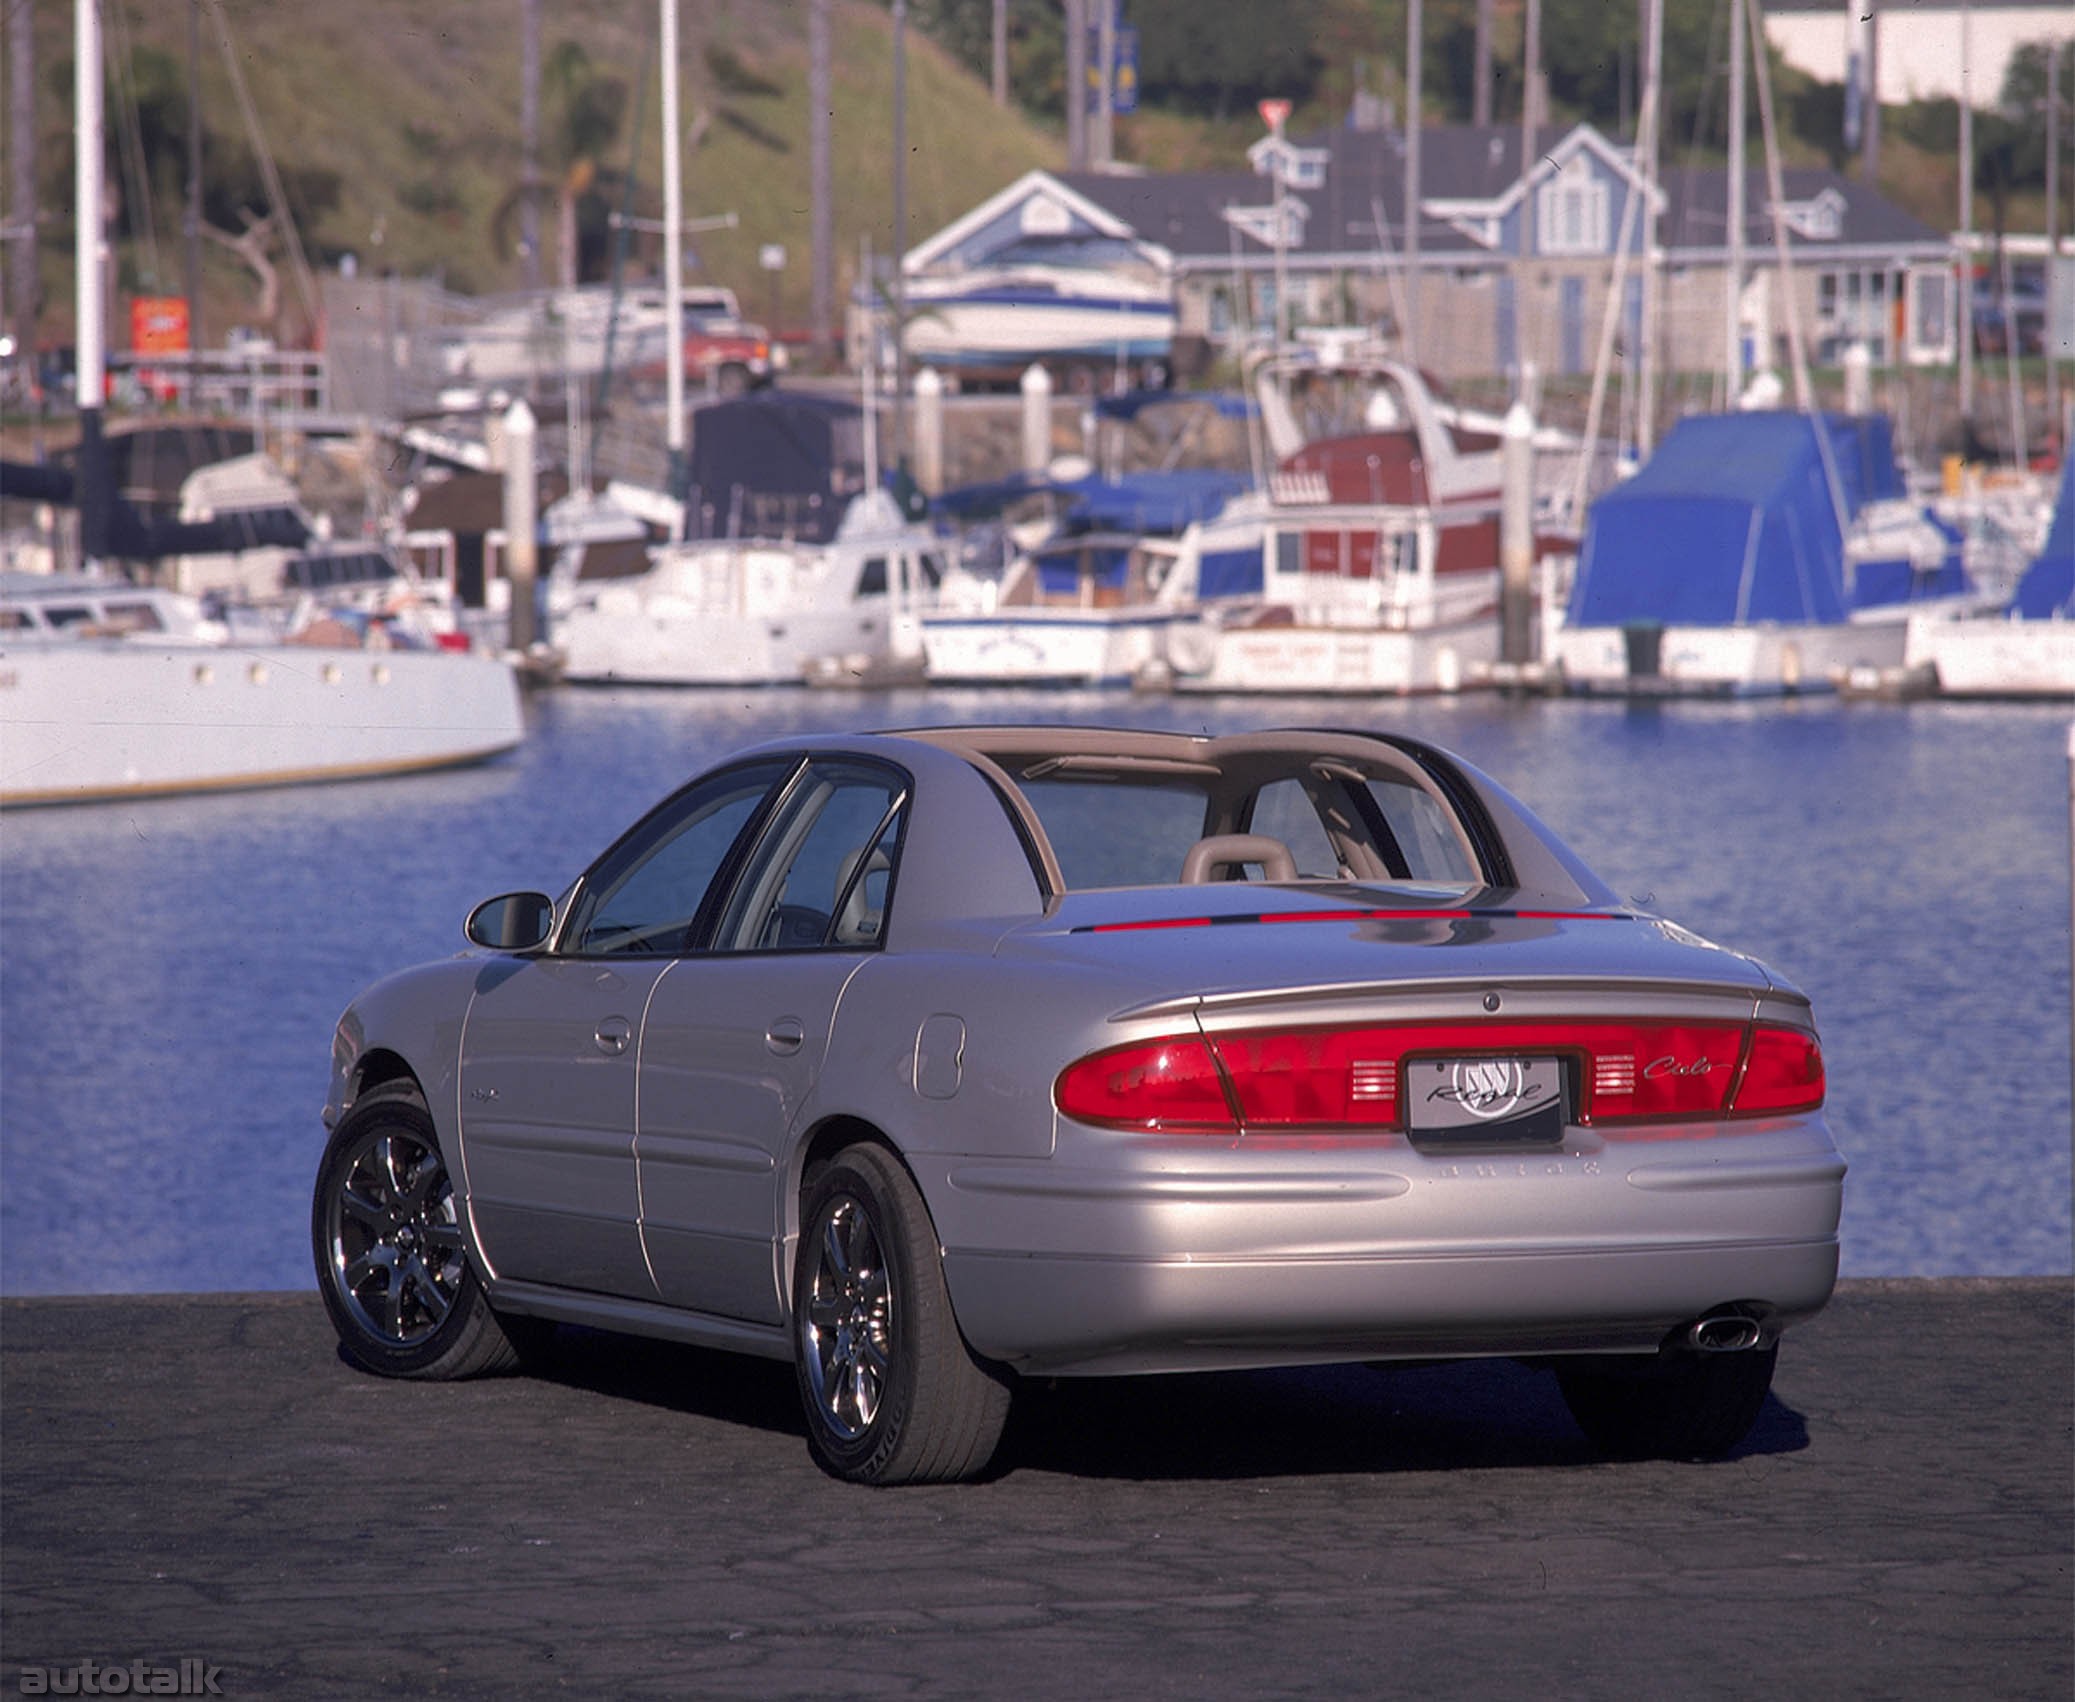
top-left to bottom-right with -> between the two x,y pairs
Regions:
0,574 -> 525,807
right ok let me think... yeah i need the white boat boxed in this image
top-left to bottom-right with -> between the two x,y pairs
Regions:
1156,356 -> 1552,696
554,490 -> 953,686
0,575 -> 525,807
900,265 -> 1177,380
1902,459 -> 2075,699
920,470 -> 1263,687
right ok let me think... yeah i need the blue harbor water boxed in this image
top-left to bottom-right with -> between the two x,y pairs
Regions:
2,689 -> 2069,1294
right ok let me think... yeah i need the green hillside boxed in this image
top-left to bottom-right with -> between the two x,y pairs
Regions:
16,0 -> 1066,350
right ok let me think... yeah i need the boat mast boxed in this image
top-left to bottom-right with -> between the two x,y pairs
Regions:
1725,0 -> 1746,408
1636,0 -> 1662,455
662,0 -> 686,515
1958,0 -> 1974,427
1514,0 -> 1540,401
1403,0 -> 1421,368
75,0 -> 109,569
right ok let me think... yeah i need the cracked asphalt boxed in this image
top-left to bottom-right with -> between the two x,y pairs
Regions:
2,1280 -> 2068,1699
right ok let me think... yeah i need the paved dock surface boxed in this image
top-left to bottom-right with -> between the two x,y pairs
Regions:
3,1280 -> 2069,1700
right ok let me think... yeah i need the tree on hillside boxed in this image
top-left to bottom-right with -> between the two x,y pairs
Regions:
493,41 -> 630,289
1131,0 -> 1323,121
908,0 -> 1066,117
1996,40 -> 2071,230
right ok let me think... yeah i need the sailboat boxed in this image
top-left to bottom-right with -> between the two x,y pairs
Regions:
1902,456 -> 2075,698
1547,0 -> 2001,698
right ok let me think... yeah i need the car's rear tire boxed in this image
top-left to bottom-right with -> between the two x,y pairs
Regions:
1556,1343 -> 1778,1460
312,1084 -> 520,1381
793,1144 -> 1012,1485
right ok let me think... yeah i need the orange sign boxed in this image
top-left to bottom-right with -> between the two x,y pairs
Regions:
1257,99 -> 1291,134
131,296 -> 191,355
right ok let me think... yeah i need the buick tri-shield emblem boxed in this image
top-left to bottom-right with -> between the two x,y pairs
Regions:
1448,1058 -> 1533,1119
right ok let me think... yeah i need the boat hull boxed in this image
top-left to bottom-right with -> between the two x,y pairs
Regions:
1550,619 -> 1906,697
1903,615 -> 2075,698
557,605 -> 906,686
920,609 -> 1187,687
1162,611 -> 1496,696
0,643 -> 524,807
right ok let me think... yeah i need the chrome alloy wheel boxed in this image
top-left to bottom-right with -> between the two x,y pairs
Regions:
323,1126 -> 469,1347
800,1196 -> 894,1441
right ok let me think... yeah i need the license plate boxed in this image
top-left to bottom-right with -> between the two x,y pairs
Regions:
1404,1056 -> 1567,1146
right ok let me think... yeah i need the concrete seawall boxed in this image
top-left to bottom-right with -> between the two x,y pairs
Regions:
3,1279 -> 2069,1699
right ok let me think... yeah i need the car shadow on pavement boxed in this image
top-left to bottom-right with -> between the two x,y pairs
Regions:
489,1326 -> 1811,1481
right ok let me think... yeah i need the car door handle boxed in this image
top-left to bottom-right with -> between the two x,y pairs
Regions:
766,1017 -> 805,1055
595,1016 -> 633,1057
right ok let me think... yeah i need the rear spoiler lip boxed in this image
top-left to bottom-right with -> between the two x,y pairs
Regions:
1112,972 -> 1801,1025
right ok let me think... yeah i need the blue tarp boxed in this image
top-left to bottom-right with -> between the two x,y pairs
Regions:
1092,389 -> 1255,423
2012,457 -> 2075,620
1567,412 -> 1896,629
931,467 -> 1250,535
1057,469 -> 1251,535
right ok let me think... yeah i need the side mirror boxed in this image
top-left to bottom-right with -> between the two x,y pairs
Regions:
465,892 -> 555,952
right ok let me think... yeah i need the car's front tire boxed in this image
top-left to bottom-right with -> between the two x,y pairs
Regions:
793,1143 -> 1012,1485
312,1084 -> 520,1381
1556,1343 -> 1778,1460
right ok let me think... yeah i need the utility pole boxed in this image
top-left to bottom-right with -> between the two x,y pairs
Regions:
1066,0 -> 1088,171
993,0 -> 1008,107
1473,0 -> 1493,128
1861,0 -> 1881,183
8,0 -> 40,400
810,0 -> 833,366
521,0 -> 541,292
1096,0 -> 1115,169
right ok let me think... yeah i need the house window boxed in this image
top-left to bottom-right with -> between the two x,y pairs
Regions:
1815,265 -> 1897,364
1537,161 -> 1609,257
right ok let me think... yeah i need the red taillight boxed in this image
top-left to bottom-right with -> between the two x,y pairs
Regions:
1055,1018 -> 1824,1135
1054,1038 -> 1235,1131
1730,1026 -> 1825,1115
1212,1029 -> 1393,1126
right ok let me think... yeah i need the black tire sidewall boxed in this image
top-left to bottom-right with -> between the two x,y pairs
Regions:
792,1150 -> 927,1482
311,1093 -> 490,1379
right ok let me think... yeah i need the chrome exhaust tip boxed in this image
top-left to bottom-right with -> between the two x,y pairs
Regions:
1687,1313 -> 1765,1353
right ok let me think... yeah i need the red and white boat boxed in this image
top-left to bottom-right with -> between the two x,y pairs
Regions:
1156,349 -> 1572,695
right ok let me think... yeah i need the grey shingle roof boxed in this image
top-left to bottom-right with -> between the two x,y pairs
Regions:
1045,124 -> 1945,268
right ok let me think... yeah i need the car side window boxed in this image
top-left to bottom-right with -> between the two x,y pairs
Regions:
1018,778 -> 1209,889
563,760 -> 793,955
716,760 -> 907,952
1246,779 -> 1343,878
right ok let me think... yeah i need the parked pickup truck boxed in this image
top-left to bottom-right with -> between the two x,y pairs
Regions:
677,287 -> 781,394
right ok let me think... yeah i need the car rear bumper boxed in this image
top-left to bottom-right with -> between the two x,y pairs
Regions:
925,1119 -> 1845,1375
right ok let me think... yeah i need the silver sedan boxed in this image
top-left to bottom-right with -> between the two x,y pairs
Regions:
313,725 -> 1844,1483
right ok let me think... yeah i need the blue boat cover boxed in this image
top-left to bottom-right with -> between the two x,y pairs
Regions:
931,467 -> 1249,534
1567,412 -> 1898,628
1055,469 -> 1252,536
2011,457 -> 2075,620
